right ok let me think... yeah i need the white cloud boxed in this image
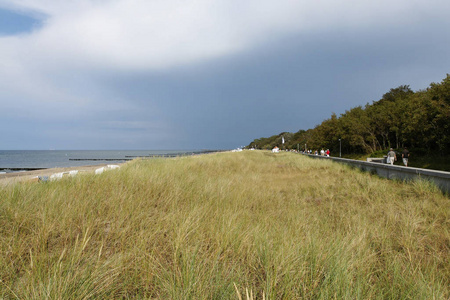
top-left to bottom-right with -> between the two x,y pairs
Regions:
1,0 -> 449,149
3,0 -> 448,72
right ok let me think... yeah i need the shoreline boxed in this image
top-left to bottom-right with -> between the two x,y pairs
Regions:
0,150 -> 225,186
0,163 -> 126,186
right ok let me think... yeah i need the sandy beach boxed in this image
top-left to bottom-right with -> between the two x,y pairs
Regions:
0,163 -> 125,186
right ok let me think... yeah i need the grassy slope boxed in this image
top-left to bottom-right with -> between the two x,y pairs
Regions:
0,151 -> 449,299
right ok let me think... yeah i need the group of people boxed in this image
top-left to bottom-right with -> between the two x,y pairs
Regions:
274,145 -> 410,167
304,149 -> 330,157
387,147 -> 410,166
320,149 -> 330,157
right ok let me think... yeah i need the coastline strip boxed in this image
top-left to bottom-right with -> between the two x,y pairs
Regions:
0,163 -> 125,186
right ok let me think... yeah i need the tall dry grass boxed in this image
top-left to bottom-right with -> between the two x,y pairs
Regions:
0,151 -> 448,299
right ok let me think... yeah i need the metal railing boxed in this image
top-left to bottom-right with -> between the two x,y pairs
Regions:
304,154 -> 450,194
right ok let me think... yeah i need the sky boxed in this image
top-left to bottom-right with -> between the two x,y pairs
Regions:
0,0 -> 449,150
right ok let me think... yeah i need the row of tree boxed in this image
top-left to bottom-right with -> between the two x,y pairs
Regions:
247,74 -> 450,156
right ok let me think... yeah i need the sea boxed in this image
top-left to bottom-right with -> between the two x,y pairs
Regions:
0,150 -> 213,173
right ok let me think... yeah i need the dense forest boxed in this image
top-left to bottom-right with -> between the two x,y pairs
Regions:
247,74 -> 450,157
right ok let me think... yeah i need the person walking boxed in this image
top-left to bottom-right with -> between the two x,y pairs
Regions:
402,147 -> 410,167
387,148 -> 396,165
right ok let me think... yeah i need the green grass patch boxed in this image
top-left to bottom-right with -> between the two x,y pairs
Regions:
1,151 -> 449,299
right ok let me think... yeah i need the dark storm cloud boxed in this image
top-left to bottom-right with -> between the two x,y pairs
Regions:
1,0 -> 449,149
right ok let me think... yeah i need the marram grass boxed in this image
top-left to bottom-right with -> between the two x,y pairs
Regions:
0,151 -> 448,299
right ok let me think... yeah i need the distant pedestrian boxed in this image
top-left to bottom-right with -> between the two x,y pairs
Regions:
326,149 -> 330,157
387,148 -> 396,165
320,149 -> 325,156
402,147 -> 410,167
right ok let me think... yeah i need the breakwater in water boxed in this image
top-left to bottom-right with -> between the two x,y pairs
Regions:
0,150 -> 221,173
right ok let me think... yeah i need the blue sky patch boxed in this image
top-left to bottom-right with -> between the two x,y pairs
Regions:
0,8 -> 41,35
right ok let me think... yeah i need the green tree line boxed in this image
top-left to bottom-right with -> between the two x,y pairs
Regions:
247,74 -> 450,156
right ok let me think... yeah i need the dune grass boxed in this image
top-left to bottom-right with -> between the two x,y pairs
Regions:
0,151 -> 449,299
